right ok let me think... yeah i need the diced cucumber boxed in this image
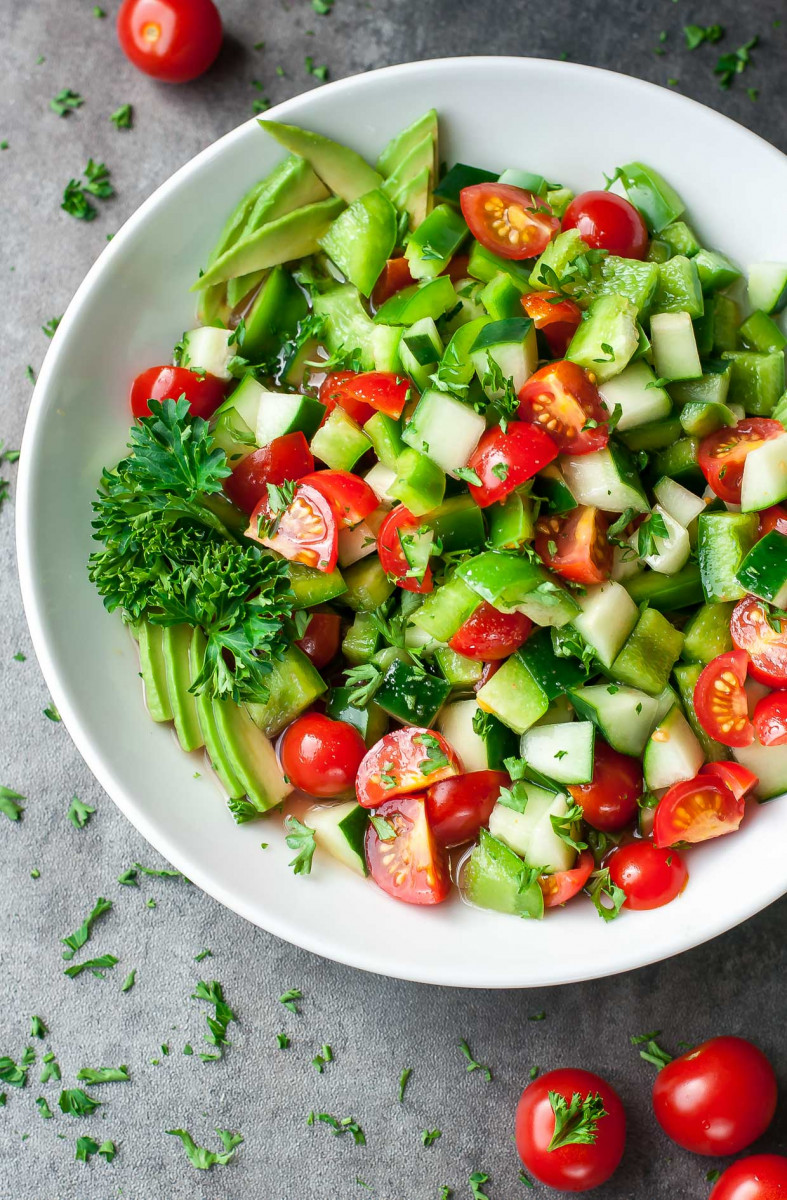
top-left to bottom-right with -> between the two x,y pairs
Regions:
319,188 -> 397,297
138,621 -> 172,722
288,562 -> 347,608
597,360 -> 671,431
389,448 -> 446,515
337,507 -> 387,568
610,607 -> 684,696
539,463 -> 578,514
339,555 -> 395,612
568,684 -> 660,757
572,580 -> 639,669
212,697 -> 291,814
735,531 -> 787,607
374,276 -> 458,325
470,318 -> 538,395
412,574 -> 481,642
308,801 -> 369,876
560,443 -> 650,513
611,544 -> 642,584
748,262 -> 787,315
364,462 -> 398,503
498,167 -> 549,195
488,788 -> 576,874
437,699 -> 517,772
480,272 -> 527,321
628,505 -> 690,575
402,388 -> 486,476
619,414 -> 683,453
661,221 -> 700,258
180,327 -> 235,381
694,248 -> 741,294
256,387 -> 324,446
652,256 -> 704,319
650,312 -> 702,381
433,645 -> 484,688
310,406 -> 371,471
734,741 -> 787,801
313,285 -> 376,370
643,705 -> 704,791
697,511 -> 759,602
740,432 -> 787,512
546,185 -> 574,218
399,521 -> 435,583
520,721 -> 595,786
342,611 -> 380,665
532,694 -> 575,727
673,662 -> 731,763
245,646 -> 326,737
739,311 -> 787,355
515,580 -> 580,629
433,162 -> 497,204
516,628 -> 591,699
566,294 -> 639,382
681,601 -> 734,664
624,563 -> 704,610
587,256 -> 659,315
476,655 -> 549,735
721,351 -> 786,417
326,688 -> 388,746
372,324 -> 403,373
405,204 -> 468,280
374,659 -> 451,726
652,437 -> 705,493
462,829 -> 544,918
653,477 -> 706,531
679,399 -> 736,438
399,317 -> 443,391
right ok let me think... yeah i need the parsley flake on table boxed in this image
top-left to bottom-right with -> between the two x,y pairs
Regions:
276,1033 -> 290,1050
194,948 -> 212,962
30,1017 -> 47,1040
684,23 -> 724,49
42,316 -> 61,338
284,814 -> 317,875
631,1030 -> 674,1069
0,786 -> 25,822
50,88 -> 84,117
76,1065 -> 130,1084
459,1039 -> 492,1082
280,987 -> 302,1014
422,1129 -> 442,1147
305,56 -> 329,81
43,703 -> 61,722
312,1044 -> 333,1072
110,104 -> 133,129
469,1172 -> 491,1200
191,980 -> 236,1061
548,1090 -> 607,1150
61,896 -> 112,960
715,37 -> 758,89
312,0 -> 334,11
67,796 -> 95,829
35,1096 -> 54,1119
40,1052 -> 61,1084
398,1066 -> 412,1102
0,1055 -> 29,1088
121,969 -> 136,993
59,1087 -> 101,1116
167,1128 -> 244,1170
75,1136 -> 115,1162
308,1112 -> 366,1145
64,954 -> 119,979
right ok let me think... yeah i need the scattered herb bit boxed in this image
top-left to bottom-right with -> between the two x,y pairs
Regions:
415,732 -> 451,777
637,511 -> 669,558
747,86 -> 759,101
588,868 -> 626,921
283,814 -> 317,876
459,1039 -> 492,1082
145,898 -> 156,908
36,1096 -> 54,1119
631,1031 -> 674,1069
67,795 -> 95,829
183,1044 -> 193,1055
276,1033 -> 290,1050
548,1090 -> 607,1150
707,1169 -> 721,1183
26,365 -> 35,383
59,1087 -> 101,1116
43,704 -> 61,722
280,988 -> 302,1014
305,55 -> 329,81
312,1044 -> 334,1073
310,1113 -> 366,1145
454,466 -> 483,486
529,1011 -> 546,1022
469,1172 -> 491,1200
194,948 -> 212,962
0,1055 -> 29,1088
422,1129 -> 442,1147
30,868 -> 40,879
61,896 -> 113,960
398,1066 -> 412,1102
64,954 -> 119,979
345,662 -> 383,707
529,1066 -> 539,1080
76,1065 -> 130,1084
50,89 -> 84,117
30,1017 -> 47,1040
191,980 -> 236,1061
14,651 -> 26,661
312,0 -> 334,11
42,316 -> 61,338
167,1128 -> 243,1170
684,23 -> 724,50
118,868 -> 138,886
40,1053 -> 61,1084
0,786 -> 25,822
110,104 -> 133,130
715,37 -> 758,89
519,1169 -> 534,1189
121,969 -> 136,993
370,815 -> 396,841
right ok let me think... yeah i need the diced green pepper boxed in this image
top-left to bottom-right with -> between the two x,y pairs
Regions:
463,829 -> 544,918
651,437 -> 704,492
480,272 -> 526,320
374,275 -> 458,325
468,242 -> 531,289
697,512 -> 759,602
326,687 -> 390,746
389,448 -> 446,516
289,563 -> 347,608
624,564 -> 705,611
433,646 -> 484,687
404,204 -> 468,281
245,646 -> 326,737
411,573 -> 481,641
339,555 -> 396,612
364,411 -> 405,468
610,608 -> 684,696
619,162 -> 685,233
342,611 -> 380,665
427,494 -> 487,554
721,351 -> 786,416
457,552 -> 545,608
652,256 -> 704,319
487,489 -> 535,549
681,602 -> 735,664
735,531 -> 787,606
693,248 -> 741,294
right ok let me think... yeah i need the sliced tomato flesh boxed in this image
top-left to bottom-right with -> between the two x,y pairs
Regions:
467,421 -> 559,508
731,596 -> 787,687
223,432 -> 314,514
356,727 -> 461,810
448,602 -> 532,661
753,690 -> 787,746
377,504 -> 434,593
298,470 -> 379,528
700,760 -> 758,801
372,256 -> 414,307
460,183 -> 559,261
698,418 -> 784,504
365,794 -> 452,906
319,371 -> 376,426
694,650 -> 755,748
653,775 -> 745,848
246,481 -> 338,572
539,849 -> 595,908
518,360 -> 610,455
520,292 -> 582,358
535,505 -> 612,585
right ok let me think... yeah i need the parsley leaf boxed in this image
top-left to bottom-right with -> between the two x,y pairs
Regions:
39,1052 -> 61,1084
312,1044 -> 333,1073
715,37 -> 758,89
283,815 -> 317,875
398,1067 -> 412,1103
280,988 -> 302,1014
191,980 -> 236,1061
637,511 -> 670,558
550,801 -> 588,852
0,1055 -> 29,1088
345,663 -> 383,708
61,897 -> 112,960
548,1090 -> 607,1150
422,1129 -> 442,1147
167,1128 -> 244,1169
0,785 -> 25,822
109,104 -> 133,130
50,89 -> 84,117
75,1065 -> 130,1084
370,815 -> 396,841
63,954 -> 118,979
454,466 -> 482,486
67,795 -> 95,829
308,1112 -> 366,1144
684,23 -> 724,49
469,1172 -> 491,1200
459,1038 -> 492,1082
35,1096 -> 54,1120
588,868 -> 626,922
121,969 -> 136,993
58,1087 -> 101,1116
631,1030 -> 674,1069
30,1016 -> 47,1040
415,732 -> 450,777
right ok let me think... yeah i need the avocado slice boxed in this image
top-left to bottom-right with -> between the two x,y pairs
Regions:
382,134 -> 435,200
138,621 -> 172,723
245,646 -> 327,738
242,266 -> 308,360
388,167 -> 431,232
320,189 -> 397,297
259,119 -> 383,203
194,195 -> 345,290
376,109 -> 438,179
212,698 -> 291,814
190,629 -> 245,799
161,625 -> 204,753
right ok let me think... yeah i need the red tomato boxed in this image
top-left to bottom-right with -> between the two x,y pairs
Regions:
247,482 -> 338,572
130,364 -> 226,421
298,470 -> 379,528
753,690 -> 787,746
295,612 -> 341,671
539,849 -> 595,908
460,183 -> 560,260
117,0 -> 222,83
372,257 -> 414,307
653,775 -> 744,848
652,1037 -> 777,1157
607,842 -> 688,910
356,727 -> 461,810
709,1156 -> 787,1200
562,190 -> 648,259
515,1067 -> 626,1192
279,713 -> 366,799
365,793 -> 451,906
474,660 -> 501,693
377,505 -> 433,594
520,291 -> 583,357
425,770 -> 508,847
536,505 -> 613,586
319,371 -> 376,427
567,741 -> 642,832
700,760 -> 759,801
467,422 -> 559,508
694,650 -> 755,747
442,254 -> 471,282
732,596 -> 787,687
759,504 -> 787,538
222,432 -> 314,514
698,419 -> 784,504
518,361 -> 610,455
448,602 -> 532,661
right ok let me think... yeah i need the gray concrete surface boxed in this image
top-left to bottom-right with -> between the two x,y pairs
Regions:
2,2 -> 786,1196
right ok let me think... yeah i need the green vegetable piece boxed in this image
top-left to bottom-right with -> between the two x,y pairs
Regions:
339,555 -> 396,612
311,406 -> 371,471
610,608 -> 684,696
288,563 -> 347,609
374,659 -> 451,726
405,204 -> 468,281
320,189 -> 397,296
673,662 -> 731,761
463,829 -> 545,918
619,162 -> 685,233
262,119 -> 383,201
242,266 -> 308,361
245,646 -> 326,737
739,310 -> 787,355
697,512 -> 759,602
721,350 -> 786,416
624,564 -> 705,611
681,602 -> 735,664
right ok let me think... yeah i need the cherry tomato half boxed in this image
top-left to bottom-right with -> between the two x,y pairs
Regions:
295,612 -> 342,671
247,482 -> 338,572
319,371 -> 376,427
652,1036 -> 777,1157
356,727 -> 461,810
731,596 -> 787,687
222,432 -> 314,514
130,364 -> 226,421
467,422 -> 559,508
521,291 -> 583,358
117,0 -> 222,84
365,793 -> 451,906
753,690 -> 787,746
709,1155 -> 787,1200
653,774 -> 744,848
700,760 -> 759,801
448,602 -> 532,661
425,770 -> 508,847
536,505 -> 613,586
540,849 -> 595,908
759,504 -> 787,538
515,1067 -> 626,1192
568,740 -> 642,832
698,418 -> 784,504
279,713 -> 367,799
694,650 -> 755,748
320,370 -> 411,423
607,842 -> 688,910
460,183 -> 560,260
372,257 -> 414,307
518,361 -> 610,455
299,470 -> 379,528
377,505 -> 433,593
562,190 -> 648,260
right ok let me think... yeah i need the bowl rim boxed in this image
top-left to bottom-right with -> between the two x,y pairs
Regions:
16,55 -> 787,988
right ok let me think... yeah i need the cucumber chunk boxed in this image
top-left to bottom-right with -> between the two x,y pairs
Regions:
256,387 -> 324,446
650,312 -> 702,381
476,655 -> 549,735
402,388 -> 486,477
566,294 -> 639,382
462,829 -> 545,918
308,801 -> 369,876
560,444 -> 650,513
610,608 -> 684,696
734,741 -> 787,801
627,505 -> 690,576
181,327 -> 235,381
310,406 -> 371,471
571,580 -> 639,669
748,262 -> 787,315
653,477 -> 706,532
437,700 -> 517,772
569,684 -> 661,757
735,531 -> 787,607
740,433 -> 787,512
597,360 -> 671,431
643,704 -> 704,790
520,721 -> 595,786
488,787 -> 576,874
245,646 -> 327,737
697,511 -> 759,602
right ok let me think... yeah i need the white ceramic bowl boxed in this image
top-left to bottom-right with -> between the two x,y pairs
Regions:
17,57 -> 787,988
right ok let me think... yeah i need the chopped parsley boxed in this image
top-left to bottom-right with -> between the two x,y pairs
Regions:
276,1033 -> 290,1050
58,1087 -> 101,1116
529,1011 -> 547,1022
312,1044 -> 333,1072
35,1096 -> 54,1119
0,785 -> 25,822
421,1129 -> 442,1147
64,954 -> 119,979
0,1055 -> 30,1088
715,37 -> 758,89
588,868 -> 626,922
30,1016 -> 47,1039
684,23 -> 724,49
76,1065 -> 130,1084
415,732 -> 450,777
637,511 -> 670,558
75,1137 -> 115,1162
312,0 -> 334,11
307,1112 -> 366,1144
370,815 -> 396,841
398,1067 -> 412,1102
548,1090 -> 607,1150
191,980 -> 236,1061
67,795 -> 95,829
459,1038 -> 492,1082
631,1030 -> 674,1069
469,1172 -> 491,1200
40,1052 -> 61,1084
121,969 -> 136,993
42,316 -> 61,338
43,704 -> 61,722
110,104 -> 133,129
305,56 -> 329,81
550,802 -> 588,853
61,896 -> 112,960
283,814 -> 317,875
194,948 -> 212,962
454,466 -> 483,486
167,1128 -> 244,1169
280,987 -> 302,1014
50,89 -> 84,117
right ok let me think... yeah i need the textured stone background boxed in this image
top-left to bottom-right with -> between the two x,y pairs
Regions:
1,2 -> 786,1197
